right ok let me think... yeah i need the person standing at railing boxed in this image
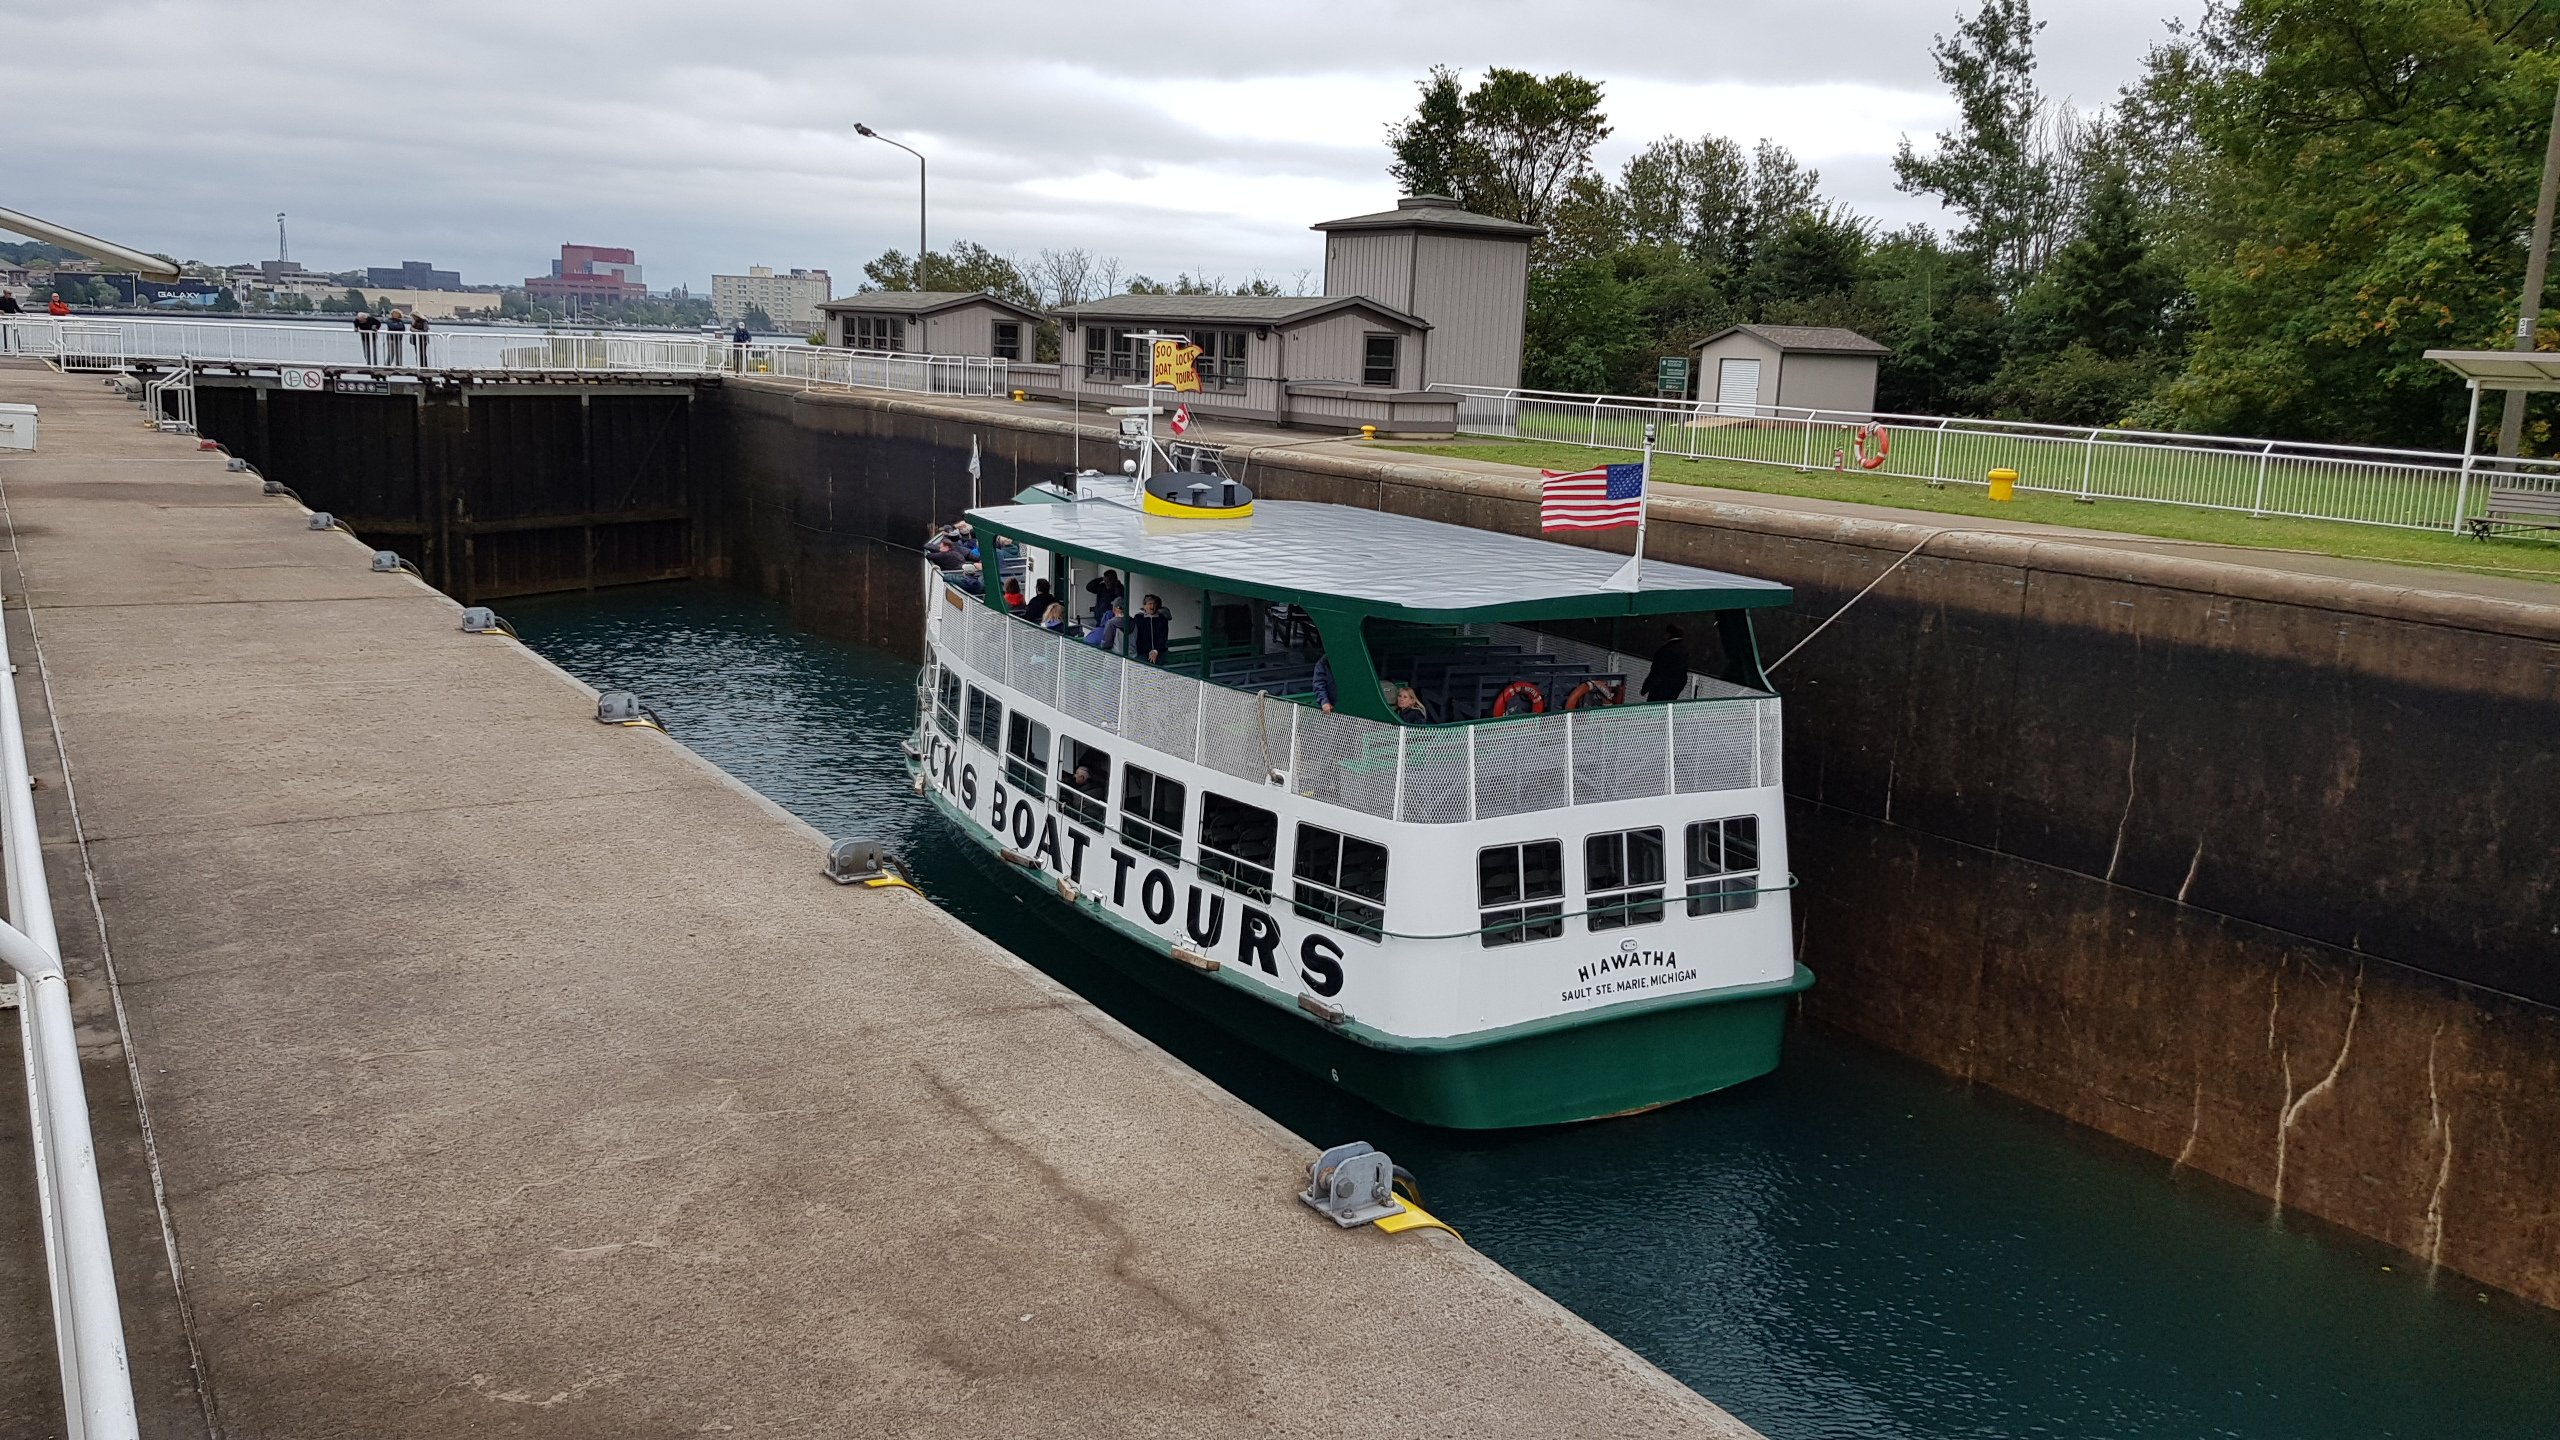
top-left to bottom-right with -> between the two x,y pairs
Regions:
410,312 -> 431,368
1086,567 -> 1124,627
1130,594 -> 1170,664
0,290 -> 16,353
47,293 -> 69,318
1640,625 -> 1690,703
353,309 -> 381,364
731,321 -> 751,373
384,309 -> 410,366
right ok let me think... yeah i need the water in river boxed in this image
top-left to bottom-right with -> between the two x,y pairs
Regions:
511,581 -> 2560,1440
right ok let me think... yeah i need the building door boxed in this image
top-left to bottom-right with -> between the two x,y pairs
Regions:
1716,357 -> 1761,417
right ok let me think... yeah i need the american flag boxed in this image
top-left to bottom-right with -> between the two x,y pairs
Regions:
1540,463 -> 1646,530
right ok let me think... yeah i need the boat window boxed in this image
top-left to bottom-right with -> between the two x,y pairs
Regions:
1120,766 -> 1185,864
1361,333 -> 1399,388
964,685 -> 1004,750
1685,816 -> 1760,916
1198,793 -> 1278,901
1478,841 -> 1564,948
1292,824 -> 1388,942
1058,739 -> 1111,830
933,667 -> 961,739
1585,828 -> 1666,932
1003,713 -> 1050,799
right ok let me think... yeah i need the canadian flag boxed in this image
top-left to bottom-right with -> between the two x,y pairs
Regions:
1169,404 -> 1192,437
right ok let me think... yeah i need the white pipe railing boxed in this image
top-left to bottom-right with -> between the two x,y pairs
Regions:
1432,382 -> 2560,534
0,586 -> 139,1439
0,318 -> 1007,401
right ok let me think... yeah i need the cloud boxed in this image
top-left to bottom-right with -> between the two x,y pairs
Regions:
0,0 -> 2199,289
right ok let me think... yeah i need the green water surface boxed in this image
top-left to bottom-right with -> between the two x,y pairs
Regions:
510,581 -> 2560,1440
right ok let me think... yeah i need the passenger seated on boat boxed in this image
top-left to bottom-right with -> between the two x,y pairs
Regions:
1641,626 -> 1690,703
1388,683 -> 1429,725
1082,601 -> 1124,648
1039,602 -> 1072,633
1130,595 -> 1171,665
1030,578 -> 1057,614
1001,577 -> 1024,608
1087,568 -> 1125,625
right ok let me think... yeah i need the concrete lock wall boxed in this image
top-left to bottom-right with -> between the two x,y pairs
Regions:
713,382 -> 2560,1308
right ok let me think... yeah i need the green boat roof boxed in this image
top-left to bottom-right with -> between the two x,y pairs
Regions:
965,496 -> 1791,623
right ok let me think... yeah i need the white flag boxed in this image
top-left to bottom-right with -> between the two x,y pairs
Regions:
966,435 -> 981,482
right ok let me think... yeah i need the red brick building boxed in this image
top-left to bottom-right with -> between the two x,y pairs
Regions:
524,244 -> 646,304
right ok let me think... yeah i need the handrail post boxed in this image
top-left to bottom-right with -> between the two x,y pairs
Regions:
2453,379 -> 2482,532
1798,409 -> 1813,471
1931,420 -> 1947,486
2080,429 -> 2098,501
2252,441 -> 2273,518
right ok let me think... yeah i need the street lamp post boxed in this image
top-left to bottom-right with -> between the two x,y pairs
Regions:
855,123 -> 928,287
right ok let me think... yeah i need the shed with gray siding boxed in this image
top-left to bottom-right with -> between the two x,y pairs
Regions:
1055,292 -> 1451,433
1313,196 -> 1540,393
1690,324 -> 1889,417
817,291 -> 1045,358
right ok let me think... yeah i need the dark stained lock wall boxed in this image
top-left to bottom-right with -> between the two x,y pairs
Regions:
193,379 -> 702,602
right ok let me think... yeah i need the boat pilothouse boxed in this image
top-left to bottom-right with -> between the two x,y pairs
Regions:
910,399 -> 1808,1129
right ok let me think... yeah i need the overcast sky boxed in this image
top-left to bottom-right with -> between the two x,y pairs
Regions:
1,0 -> 2202,293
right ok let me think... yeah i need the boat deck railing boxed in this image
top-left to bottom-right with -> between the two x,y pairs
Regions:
935,590 -> 1779,825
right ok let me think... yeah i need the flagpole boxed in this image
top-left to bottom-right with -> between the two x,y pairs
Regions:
1633,422 -> 1655,591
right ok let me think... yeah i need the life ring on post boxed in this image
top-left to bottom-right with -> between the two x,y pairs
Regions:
1562,679 -> 1624,711
1853,424 -> 1891,470
1491,680 -> 1548,718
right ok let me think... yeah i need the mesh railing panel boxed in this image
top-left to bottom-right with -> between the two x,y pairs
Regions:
1571,706 -> 1672,805
1397,726 -> 1473,823
1757,697 -> 1784,789
1673,701 -> 1760,795
1200,686 -> 1286,784
1056,643 -> 1122,733
1472,713 -> 1573,818
1292,709 -> 1401,820
1123,664 -> 1202,764
1007,626 -> 1059,707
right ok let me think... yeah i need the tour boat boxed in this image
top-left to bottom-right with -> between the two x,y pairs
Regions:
906,405 -> 1809,1129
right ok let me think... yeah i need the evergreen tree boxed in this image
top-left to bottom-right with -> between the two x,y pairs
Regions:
1893,0 -> 2056,289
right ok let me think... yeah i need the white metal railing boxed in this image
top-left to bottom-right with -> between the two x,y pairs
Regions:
0,318 -> 1006,400
142,368 -> 194,435
935,588 -> 1775,825
0,589 -> 140,1437
1434,382 -> 2560,534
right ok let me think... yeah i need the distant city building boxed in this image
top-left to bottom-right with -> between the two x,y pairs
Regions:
365,259 -> 463,291
710,265 -> 832,331
258,259 -> 304,284
525,244 -> 646,305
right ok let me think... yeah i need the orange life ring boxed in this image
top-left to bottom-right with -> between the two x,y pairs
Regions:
1563,679 -> 1624,710
1491,680 -> 1547,717
1853,424 -> 1891,470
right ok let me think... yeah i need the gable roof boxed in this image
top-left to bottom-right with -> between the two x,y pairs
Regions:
1696,324 -> 1889,356
1061,292 -> 1428,330
1312,195 -> 1543,240
818,290 -> 1043,322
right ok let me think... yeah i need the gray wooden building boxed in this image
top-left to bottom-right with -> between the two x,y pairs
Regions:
817,291 -> 1045,359
1053,293 -> 1454,432
1313,195 -> 1539,392
1691,324 -> 1889,417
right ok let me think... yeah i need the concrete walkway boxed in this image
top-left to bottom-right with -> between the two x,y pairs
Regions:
0,363 -> 1759,1437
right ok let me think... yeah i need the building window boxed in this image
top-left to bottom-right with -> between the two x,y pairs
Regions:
964,685 -> 1003,750
1120,765 -> 1185,864
1362,333 -> 1399,388
1058,739 -> 1111,830
933,667 -> 960,739
1197,329 -> 1248,389
1478,841 -> 1564,948
1293,824 -> 1388,942
1585,828 -> 1666,932
849,315 -> 905,349
1685,816 -> 1761,916
1198,793 -> 1278,900
993,321 -> 1022,361
1003,713 -> 1050,799
1080,326 -> 1248,388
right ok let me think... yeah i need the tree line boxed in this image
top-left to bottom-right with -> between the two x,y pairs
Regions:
1387,0 -> 2560,448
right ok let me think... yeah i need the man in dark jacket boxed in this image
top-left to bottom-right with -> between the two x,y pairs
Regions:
1086,568 -> 1125,626
1129,594 -> 1171,664
1640,625 -> 1690,703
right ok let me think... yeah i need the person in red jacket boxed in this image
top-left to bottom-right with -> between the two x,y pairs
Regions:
46,293 -> 70,317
